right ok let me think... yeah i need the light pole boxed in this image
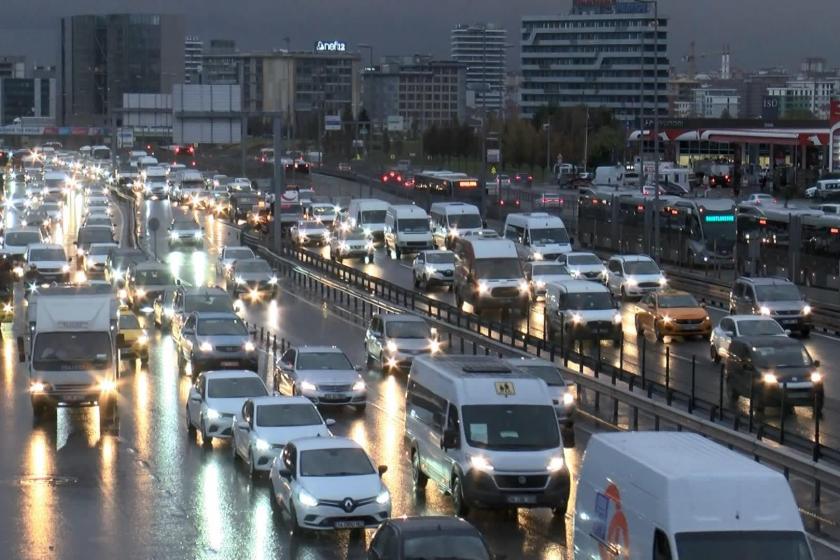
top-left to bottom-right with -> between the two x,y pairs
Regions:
637,0 -> 660,261
543,122 -> 551,179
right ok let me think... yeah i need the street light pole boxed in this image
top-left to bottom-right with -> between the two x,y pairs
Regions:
637,0 -> 660,260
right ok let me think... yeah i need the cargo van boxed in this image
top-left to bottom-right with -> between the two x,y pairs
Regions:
503,212 -> 572,261
573,432 -> 813,560
405,355 -> 570,517
453,238 -> 528,314
347,199 -> 389,241
429,202 -> 483,249
545,280 -> 622,345
384,205 -> 434,258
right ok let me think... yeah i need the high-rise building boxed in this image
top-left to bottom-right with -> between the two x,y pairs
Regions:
768,79 -> 836,119
450,24 -> 507,114
738,69 -> 788,119
0,77 -> 56,124
202,40 -> 238,85
0,56 -> 26,79
58,14 -> 185,126
184,36 -> 204,84
520,0 -> 669,121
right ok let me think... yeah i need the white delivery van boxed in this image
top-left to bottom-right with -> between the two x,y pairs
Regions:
545,280 -> 622,346
429,202 -> 483,249
137,156 -> 159,173
593,165 -> 626,187
347,198 -> 390,242
384,204 -> 434,258
573,432 -> 814,560
405,355 -> 570,517
453,238 -> 529,314
503,212 -> 573,261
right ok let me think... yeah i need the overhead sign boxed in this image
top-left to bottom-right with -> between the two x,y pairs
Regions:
324,115 -> 342,131
118,127 -> 135,148
486,148 -> 501,164
386,115 -> 404,132
315,40 -> 346,53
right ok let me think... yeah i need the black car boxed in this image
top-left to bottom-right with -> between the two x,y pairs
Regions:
724,335 -> 823,414
511,170 -> 533,187
368,516 -> 493,560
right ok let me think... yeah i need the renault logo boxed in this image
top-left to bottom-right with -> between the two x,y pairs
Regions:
343,498 -> 355,512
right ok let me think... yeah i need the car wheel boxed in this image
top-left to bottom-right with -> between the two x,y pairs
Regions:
413,273 -> 420,289
378,352 -> 387,374
455,292 -> 464,310
551,500 -> 568,517
248,449 -> 256,478
395,247 -> 402,259
411,449 -> 428,492
177,352 -> 185,376
634,316 -> 644,337
201,418 -> 213,447
654,323 -> 664,342
451,474 -> 470,517
620,286 -> 627,301
726,379 -> 739,405
288,502 -> 305,537
186,407 -> 196,435
710,345 -> 720,363
801,327 -> 811,338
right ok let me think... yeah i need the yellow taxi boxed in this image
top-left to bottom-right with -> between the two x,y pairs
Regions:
634,289 -> 711,341
117,311 -> 149,360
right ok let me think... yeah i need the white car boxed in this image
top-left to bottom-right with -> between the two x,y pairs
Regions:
709,315 -> 789,363
412,250 -> 456,290
232,396 -> 334,476
524,261 -> 572,300
557,251 -> 608,281
743,193 -> 777,206
186,370 -> 269,445
273,346 -> 367,412
217,245 -> 256,275
84,242 -> 119,275
328,227 -> 374,263
290,219 -> 331,246
268,436 -> 391,534
605,255 -> 666,299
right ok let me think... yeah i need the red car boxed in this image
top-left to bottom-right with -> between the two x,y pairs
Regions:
381,170 -> 403,185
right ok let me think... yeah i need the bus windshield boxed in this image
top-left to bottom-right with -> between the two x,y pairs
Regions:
360,210 -> 386,224
702,214 -> 737,243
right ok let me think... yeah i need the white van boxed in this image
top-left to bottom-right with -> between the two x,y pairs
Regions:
453,238 -> 529,313
573,432 -> 814,560
347,199 -> 389,242
593,165 -> 626,187
429,202 -> 483,249
384,204 -> 433,258
503,212 -> 572,261
137,156 -> 159,173
405,355 -> 570,517
545,280 -> 622,345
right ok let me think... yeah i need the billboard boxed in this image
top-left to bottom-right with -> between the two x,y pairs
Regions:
761,96 -> 780,120
386,116 -> 404,132
324,115 -> 342,131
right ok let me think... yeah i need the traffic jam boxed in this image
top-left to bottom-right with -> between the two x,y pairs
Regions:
0,145 -> 833,559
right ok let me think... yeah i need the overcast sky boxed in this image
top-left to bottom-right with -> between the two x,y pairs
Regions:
1,0 -> 837,74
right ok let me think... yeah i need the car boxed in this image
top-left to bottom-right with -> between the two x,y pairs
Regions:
1,227 -> 45,263
186,370 -> 269,445
307,202 -> 338,227
105,248 -> 148,289
216,245 -> 256,276
710,314 -> 789,363
170,287 -> 237,344
290,219 -> 331,246
743,193 -> 778,206
633,290 -> 711,341
126,262 -> 176,312
495,174 -> 511,189
329,226 -> 374,263
380,169 -> 404,185
39,201 -> 62,222
76,225 -> 115,257
545,280 -> 622,346
524,261 -> 572,300
117,311 -> 149,360
273,346 -> 367,412
505,357 -> 576,444
806,179 -> 840,200
168,218 -> 204,248
724,336 -> 823,415
729,276 -> 812,336
511,171 -> 533,187
605,255 -> 666,300
268,436 -> 391,534
365,314 -> 441,373
368,516 -> 493,560
337,162 -> 352,172
21,208 -> 51,231
557,251 -> 607,281
83,242 -> 118,275
815,203 -> 840,214
231,396 -> 334,476
152,287 -> 178,330
175,312 -> 258,377
226,257 -> 278,301
23,243 -> 70,290
411,250 -> 456,290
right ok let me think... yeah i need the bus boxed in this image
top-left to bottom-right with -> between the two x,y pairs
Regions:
413,171 -> 480,196
577,188 -> 736,267
91,145 -> 111,162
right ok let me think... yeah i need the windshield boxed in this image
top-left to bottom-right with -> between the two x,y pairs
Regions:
257,404 -> 322,427
173,221 -> 199,231
224,248 -> 255,260
385,321 -> 429,339
624,260 -> 660,275
197,317 -> 247,336
737,319 -> 785,336
658,294 -> 699,308
754,284 -> 802,302
299,448 -> 374,477
448,214 -> 482,230
398,218 -> 430,233
344,231 -> 369,241
299,221 -> 323,229
675,531 -> 812,560
296,352 -> 353,370
426,252 -> 456,264
5,232 -> 40,246
89,245 -> 115,256
360,209 -> 386,224
30,249 -> 65,261
312,206 -> 334,216
568,254 -> 601,266
185,294 -> 234,313
236,261 -> 272,273
32,332 -> 112,371
462,405 -> 560,451
135,269 -> 173,285
181,180 -> 204,188
753,345 -> 812,368
563,292 -> 614,310
207,377 -> 267,398
119,315 -> 141,329
532,264 -> 569,276
474,258 -> 522,280
517,365 -> 567,387
530,227 -> 570,245
79,229 -> 113,245
702,214 -> 737,242
404,536 -> 490,560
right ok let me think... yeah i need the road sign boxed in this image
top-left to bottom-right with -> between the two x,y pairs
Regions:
324,115 -> 342,131
490,165 -> 497,175
117,128 -> 135,149
386,116 -> 404,132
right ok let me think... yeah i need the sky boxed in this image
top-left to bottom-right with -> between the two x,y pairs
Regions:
1,0 -> 838,75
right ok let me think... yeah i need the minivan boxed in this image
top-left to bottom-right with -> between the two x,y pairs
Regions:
384,205 -> 433,258
453,238 -> 529,314
429,202 -> 483,249
347,199 -> 389,241
503,212 -> 572,261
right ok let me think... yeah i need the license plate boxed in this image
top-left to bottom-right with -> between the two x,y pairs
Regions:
334,520 -> 365,529
506,495 -> 537,505
220,360 -> 239,367
323,393 -> 346,401
780,320 -> 796,325
62,395 -> 85,403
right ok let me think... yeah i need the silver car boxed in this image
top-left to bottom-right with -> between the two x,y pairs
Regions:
412,250 -> 456,290
709,314 -> 789,363
290,219 -> 331,246
365,313 -> 441,372
176,312 -> 259,377
328,226 -> 374,262
227,257 -> 277,301
273,346 -> 367,412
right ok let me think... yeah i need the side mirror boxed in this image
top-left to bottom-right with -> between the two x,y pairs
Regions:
67,257 -> 72,263
355,364 -> 364,372
325,418 -> 336,427
814,359 -> 821,368
189,389 -> 201,402
16,335 -> 25,363
784,329 -> 792,336
237,421 -> 250,431
442,428 -> 460,450
377,465 -> 388,477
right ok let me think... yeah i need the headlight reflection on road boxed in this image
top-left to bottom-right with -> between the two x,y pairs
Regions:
24,431 -> 55,556
198,462 -> 225,553
191,251 -> 207,287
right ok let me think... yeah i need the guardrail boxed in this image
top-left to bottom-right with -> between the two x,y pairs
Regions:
239,231 -> 840,521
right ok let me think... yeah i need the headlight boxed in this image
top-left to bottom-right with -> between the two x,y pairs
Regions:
352,379 -> 366,392
803,305 -> 812,315
562,392 -> 575,407
535,280 -> 546,289
113,269 -> 124,281
659,277 -> 667,287
338,241 -> 347,252
138,332 -> 149,346
759,306 -> 771,316
193,231 -> 202,239
13,266 -> 23,277
365,241 -> 375,251
363,227 -> 372,237
570,269 -> 581,278
224,263 -> 233,272
470,455 -> 494,472
99,379 -> 117,392
386,340 -> 398,354
429,338 -> 441,354
571,313 -> 583,324
30,381 -> 47,393
762,373 -> 778,385
136,288 -> 147,299
164,307 -> 174,318
268,276 -> 278,285
477,281 -> 489,295
425,265 -> 437,275
169,232 -> 178,240
376,489 -> 391,504
612,312 -> 622,325
625,277 -> 638,287
255,438 -> 271,451
206,408 -> 221,420
533,252 -> 544,261
811,372 -> 823,383
118,289 -> 127,299
235,276 -> 245,285
76,247 -> 85,257
244,341 -> 256,352
300,381 -> 318,392
662,315 -> 673,325
298,488 -> 319,508
518,280 -> 530,294
199,341 -> 213,352
546,456 -> 565,472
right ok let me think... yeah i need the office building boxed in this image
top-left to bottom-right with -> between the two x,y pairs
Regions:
450,23 -> 507,114
520,0 -> 669,121
768,79 -> 836,119
184,36 -> 203,84
692,86 -> 739,118
58,14 -> 185,126
362,56 -> 466,132
0,56 -> 26,79
737,69 -> 788,119
0,77 -> 56,125
202,39 -> 238,84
